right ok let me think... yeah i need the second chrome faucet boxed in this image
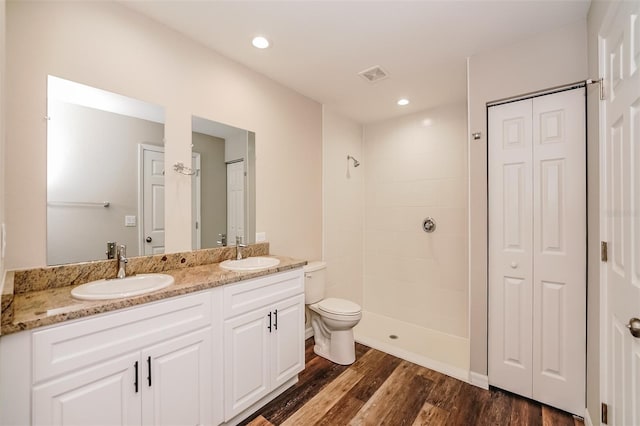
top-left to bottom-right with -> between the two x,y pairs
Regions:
117,244 -> 128,278
236,236 -> 247,260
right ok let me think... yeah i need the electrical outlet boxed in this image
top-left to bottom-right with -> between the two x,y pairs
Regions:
125,216 -> 137,227
256,232 -> 266,242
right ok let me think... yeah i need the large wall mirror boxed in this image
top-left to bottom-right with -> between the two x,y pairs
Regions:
47,76 -> 255,265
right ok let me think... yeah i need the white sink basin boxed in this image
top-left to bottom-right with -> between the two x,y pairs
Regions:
220,257 -> 280,272
71,274 -> 175,301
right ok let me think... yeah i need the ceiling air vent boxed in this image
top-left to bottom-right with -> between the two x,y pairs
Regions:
358,65 -> 389,83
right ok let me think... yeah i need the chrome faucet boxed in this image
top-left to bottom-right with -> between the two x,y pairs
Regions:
117,244 -> 128,279
236,236 -> 247,260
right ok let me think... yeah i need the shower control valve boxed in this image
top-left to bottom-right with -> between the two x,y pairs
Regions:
422,217 -> 436,233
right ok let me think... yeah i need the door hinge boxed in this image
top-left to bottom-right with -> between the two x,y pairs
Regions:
602,402 -> 608,424
601,241 -> 608,262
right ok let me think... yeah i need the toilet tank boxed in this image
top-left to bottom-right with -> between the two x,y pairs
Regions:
303,261 -> 326,304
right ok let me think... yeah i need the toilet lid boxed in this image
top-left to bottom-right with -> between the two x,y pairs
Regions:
318,298 -> 361,315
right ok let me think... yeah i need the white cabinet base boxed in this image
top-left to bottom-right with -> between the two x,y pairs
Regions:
221,376 -> 297,426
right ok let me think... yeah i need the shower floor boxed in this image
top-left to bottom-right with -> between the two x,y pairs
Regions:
353,310 -> 470,382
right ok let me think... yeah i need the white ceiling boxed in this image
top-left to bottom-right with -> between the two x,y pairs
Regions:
122,0 -> 591,124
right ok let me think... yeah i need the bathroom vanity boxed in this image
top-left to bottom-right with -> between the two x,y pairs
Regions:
0,249 -> 305,426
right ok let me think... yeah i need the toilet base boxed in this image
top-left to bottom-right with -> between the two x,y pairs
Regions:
313,329 -> 356,365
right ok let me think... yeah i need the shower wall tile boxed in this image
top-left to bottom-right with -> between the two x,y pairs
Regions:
363,102 -> 469,339
437,178 -> 468,208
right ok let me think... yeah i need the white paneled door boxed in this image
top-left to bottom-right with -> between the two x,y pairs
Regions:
489,88 -> 586,416
141,145 -> 165,255
601,2 -> 640,425
227,161 -> 245,245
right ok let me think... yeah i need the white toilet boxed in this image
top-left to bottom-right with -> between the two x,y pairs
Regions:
304,261 -> 362,365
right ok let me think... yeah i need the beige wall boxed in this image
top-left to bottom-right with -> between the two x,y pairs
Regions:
322,107 -> 364,305
468,20 -> 588,374
0,0 -> 5,281
5,1 -> 322,269
364,102 -> 468,337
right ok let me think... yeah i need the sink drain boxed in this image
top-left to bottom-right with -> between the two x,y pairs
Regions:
388,334 -> 398,340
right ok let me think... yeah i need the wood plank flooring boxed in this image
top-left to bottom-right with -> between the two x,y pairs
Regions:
241,338 -> 583,426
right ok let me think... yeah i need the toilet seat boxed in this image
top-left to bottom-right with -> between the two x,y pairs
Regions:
317,298 -> 361,316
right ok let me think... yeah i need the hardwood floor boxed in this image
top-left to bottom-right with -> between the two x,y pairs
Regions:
241,338 -> 583,426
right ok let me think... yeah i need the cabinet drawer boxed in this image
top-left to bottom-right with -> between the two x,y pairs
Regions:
33,291 -> 213,384
223,269 -> 303,319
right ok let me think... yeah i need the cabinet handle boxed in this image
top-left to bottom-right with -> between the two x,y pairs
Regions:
147,356 -> 152,387
134,361 -> 139,393
267,312 -> 272,333
274,309 -> 278,330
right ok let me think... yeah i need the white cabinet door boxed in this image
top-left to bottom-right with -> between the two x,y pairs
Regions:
142,328 -> 213,426
33,353 -> 142,426
223,308 -> 270,421
271,294 -> 305,389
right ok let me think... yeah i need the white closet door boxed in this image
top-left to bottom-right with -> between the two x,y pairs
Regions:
488,88 -> 585,416
488,98 -> 534,397
532,89 -> 586,415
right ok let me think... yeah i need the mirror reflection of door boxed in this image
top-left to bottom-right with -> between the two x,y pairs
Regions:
140,144 -> 165,255
192,116 -> 254,249
226,160 -> 245,245
192,130 -> 227,248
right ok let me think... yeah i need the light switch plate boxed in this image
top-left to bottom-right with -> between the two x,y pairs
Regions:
125,215 -> 137,227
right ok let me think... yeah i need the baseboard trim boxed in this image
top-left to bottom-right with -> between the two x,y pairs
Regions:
354,335 -> 469,384
469,372 -> 489,390
583,407 -> 593,426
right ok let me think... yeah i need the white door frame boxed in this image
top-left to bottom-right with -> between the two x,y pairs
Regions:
598,1 -> 640,422
192,152 -> 201,250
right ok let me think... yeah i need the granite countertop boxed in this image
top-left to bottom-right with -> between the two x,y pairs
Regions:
1,255 -> 306,336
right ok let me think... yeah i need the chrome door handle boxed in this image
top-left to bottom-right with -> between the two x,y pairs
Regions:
146,237 -> 152,243
627,318 -> 640,338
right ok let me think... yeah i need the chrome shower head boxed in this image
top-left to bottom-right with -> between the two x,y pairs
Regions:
347,155 -> 360,168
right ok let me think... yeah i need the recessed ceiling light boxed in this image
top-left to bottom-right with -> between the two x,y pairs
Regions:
397,98 -> 410,106
252,36 -> 270,49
